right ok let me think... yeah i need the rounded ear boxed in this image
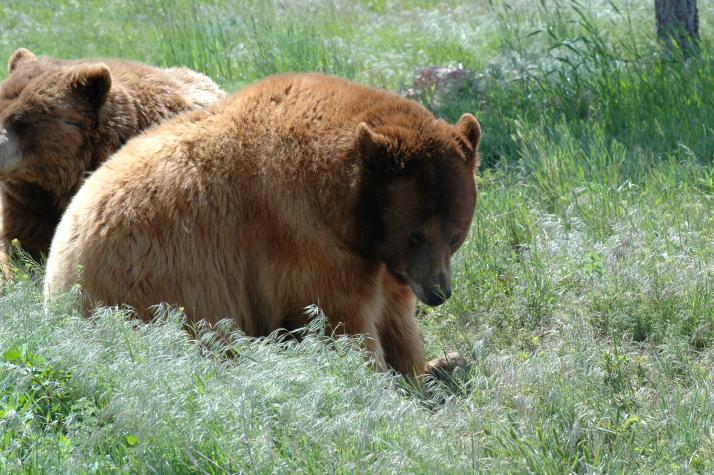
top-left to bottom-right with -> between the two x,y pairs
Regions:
455,113 -> 481,152
356,122 -> 389,158
69,63 -> 112,109
8,48 -> 38,74
356,122 -> 399,175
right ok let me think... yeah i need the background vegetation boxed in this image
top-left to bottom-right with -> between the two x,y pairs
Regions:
1,0 -> 713,472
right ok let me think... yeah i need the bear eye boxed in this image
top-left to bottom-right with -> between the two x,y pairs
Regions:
63,120 -> 84,130
408,232 -> 425,248
450,233 -> 461,246
9,118 -> 29,133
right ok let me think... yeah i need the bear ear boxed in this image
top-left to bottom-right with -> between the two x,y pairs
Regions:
68,63 -> 112,110
356,122 -> 389,158
8,48 -> 38,74
356,122 -> 397,174
454,113 -> 481,162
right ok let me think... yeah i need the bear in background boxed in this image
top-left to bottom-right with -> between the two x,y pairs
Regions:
44,73 -> 480,378
0,48 -> 225,276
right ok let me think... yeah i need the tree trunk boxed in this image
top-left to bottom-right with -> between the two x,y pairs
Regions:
655,0 -> 699,58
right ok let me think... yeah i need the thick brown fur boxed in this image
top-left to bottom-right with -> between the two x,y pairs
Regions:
0,48 -> 225,275
44,73 -> 480,378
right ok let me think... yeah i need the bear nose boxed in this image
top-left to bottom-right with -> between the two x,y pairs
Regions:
424,283 -> 450,307
424,288 -> 446,306
0,127 -> 21,172
438,272 -> 452,299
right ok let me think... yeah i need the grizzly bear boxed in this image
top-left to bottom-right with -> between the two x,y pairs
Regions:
44,73 -> 480,377
0,48 -> 225,276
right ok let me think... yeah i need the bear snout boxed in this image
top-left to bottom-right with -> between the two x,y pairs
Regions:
0,127 -> 21,173
424,288 -> 447,306
422,276 -> 452,307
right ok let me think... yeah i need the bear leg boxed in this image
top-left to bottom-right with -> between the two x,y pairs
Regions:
0,240 -> 9,281
377,282 -> 426,377
0,201 -> 9,281
363,319 -> 388,372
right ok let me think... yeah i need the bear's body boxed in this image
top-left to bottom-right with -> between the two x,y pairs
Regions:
44,73 -> 480,377
0,48 -> 224,273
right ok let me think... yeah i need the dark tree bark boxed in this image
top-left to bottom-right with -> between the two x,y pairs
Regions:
655,0 -> 699,58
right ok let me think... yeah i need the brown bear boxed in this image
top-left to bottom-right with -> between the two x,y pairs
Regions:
0,48 -> 225,276
44,73 -> 480,378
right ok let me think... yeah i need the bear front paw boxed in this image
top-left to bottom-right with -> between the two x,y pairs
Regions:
425,351 -> 469,378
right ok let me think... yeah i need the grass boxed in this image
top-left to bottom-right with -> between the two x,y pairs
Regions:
1,0 -> 714,472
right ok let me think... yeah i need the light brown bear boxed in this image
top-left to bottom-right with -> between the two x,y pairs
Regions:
44,73 -> 480,377
0,48 -> 225,276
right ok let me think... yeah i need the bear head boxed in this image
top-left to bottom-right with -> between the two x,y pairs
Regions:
357,112 -> 480,307
0,48 -> 112,196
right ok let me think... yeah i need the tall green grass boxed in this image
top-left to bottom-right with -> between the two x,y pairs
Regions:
1,0 -> 714,472
431,1 -> 714,165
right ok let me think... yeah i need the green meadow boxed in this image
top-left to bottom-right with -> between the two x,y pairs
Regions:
1,0 -> 714,472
